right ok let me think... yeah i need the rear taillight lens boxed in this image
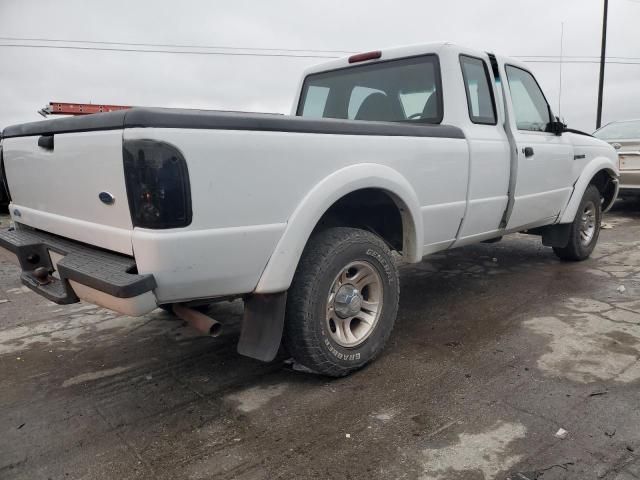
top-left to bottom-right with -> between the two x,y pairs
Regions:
123,139 -> 192,229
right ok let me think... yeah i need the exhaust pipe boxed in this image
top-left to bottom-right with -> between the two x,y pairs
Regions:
172,304 -> 222,337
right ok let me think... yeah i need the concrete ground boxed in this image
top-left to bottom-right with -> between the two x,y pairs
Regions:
0,202 -> 639,480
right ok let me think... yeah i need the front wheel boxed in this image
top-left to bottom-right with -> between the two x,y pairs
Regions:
284,227 -> 400,377
553,184 -> 602,261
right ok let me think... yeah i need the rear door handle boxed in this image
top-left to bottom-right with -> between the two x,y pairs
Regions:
38,134 -> 54,150
522,146 -> 534,157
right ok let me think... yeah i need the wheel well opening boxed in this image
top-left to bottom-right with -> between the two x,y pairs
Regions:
590,169 -> 617,210
313,189 -> 406,252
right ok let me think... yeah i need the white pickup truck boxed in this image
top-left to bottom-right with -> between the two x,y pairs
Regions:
0,42 -> 619,376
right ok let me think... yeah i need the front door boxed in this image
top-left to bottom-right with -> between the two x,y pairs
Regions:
503,65 -> 573,230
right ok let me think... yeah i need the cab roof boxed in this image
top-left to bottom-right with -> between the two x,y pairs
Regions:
302,42 -> 529,77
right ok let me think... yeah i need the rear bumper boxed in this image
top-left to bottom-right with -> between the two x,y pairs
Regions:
0,225 -> 158,316
619,170 -> 640,195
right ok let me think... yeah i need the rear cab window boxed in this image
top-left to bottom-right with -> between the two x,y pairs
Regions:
459,55 -> 497,125
297,55 -> 443,124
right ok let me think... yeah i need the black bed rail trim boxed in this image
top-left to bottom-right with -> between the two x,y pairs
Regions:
2,108 -> 465,140
3,109 -> 129,139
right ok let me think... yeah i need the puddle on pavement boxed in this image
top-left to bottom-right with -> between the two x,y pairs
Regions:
225,383 -> 288,412
0,307 -> 174,355
525,297 -> 640,383
421,421 -> 527,480
62,364 -> 141,387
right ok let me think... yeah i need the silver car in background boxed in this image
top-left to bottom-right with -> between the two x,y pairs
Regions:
594,120 -> 640,199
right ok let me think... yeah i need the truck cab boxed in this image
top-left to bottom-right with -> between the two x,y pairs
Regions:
294,43 -> 617,245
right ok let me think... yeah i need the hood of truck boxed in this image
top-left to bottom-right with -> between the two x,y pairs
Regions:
566,131 -> 612,149
566,132 -> 618,166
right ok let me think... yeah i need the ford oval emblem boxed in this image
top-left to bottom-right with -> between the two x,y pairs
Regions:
99,191 -> 115,205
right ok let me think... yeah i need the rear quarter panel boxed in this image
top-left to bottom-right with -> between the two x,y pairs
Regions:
124,127 -> 468,301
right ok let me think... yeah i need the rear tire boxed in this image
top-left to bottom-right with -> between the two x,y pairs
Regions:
553,184 -> 601,261
284,227 -> 399,377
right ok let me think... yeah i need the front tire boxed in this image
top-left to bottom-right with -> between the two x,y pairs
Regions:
284,227 -> 399,377
553,184 -> 602,261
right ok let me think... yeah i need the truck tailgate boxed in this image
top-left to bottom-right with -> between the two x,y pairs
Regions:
3,130 -> 133,255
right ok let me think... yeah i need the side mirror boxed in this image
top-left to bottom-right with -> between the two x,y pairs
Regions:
548,116 -> 566,136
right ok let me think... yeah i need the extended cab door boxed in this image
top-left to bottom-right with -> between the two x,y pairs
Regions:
502,65 -> 573,230
453,53 -> 510,244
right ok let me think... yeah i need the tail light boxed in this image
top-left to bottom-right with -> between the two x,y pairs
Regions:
122,139 -> 192,229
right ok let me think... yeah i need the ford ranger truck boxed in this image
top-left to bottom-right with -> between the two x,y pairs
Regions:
0,43 -> 619,376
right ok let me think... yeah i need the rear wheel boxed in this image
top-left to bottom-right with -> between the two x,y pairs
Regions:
284,227 -> 399,377
553,184 -> 602,261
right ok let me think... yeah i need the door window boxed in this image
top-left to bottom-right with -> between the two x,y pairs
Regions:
460,55 -> 497,125
505,66 -> 552,132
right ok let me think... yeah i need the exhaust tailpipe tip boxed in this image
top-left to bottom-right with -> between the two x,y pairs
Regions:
209,321 -> 222,338
172,303 -> 222,338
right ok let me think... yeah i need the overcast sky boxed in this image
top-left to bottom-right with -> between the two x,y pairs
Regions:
1,0 -> 639,132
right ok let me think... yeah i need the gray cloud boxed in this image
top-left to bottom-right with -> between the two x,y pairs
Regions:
1,0 -> 639,132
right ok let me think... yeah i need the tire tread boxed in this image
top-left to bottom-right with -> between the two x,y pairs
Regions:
284,227 -> 399,377
553,184 -> 601,261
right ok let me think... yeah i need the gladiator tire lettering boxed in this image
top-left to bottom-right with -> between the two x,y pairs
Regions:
366,248 -> 394,283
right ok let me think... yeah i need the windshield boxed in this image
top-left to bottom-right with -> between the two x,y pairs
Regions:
594,120 -> 640,140
297,55 -> 443,124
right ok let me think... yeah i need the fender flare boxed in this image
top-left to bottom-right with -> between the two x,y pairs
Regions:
254,163 -> 423,294
559,157 -> 618,224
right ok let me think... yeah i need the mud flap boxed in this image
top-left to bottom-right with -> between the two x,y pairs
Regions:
237,292 -> 287,362
528,224 -> 572,248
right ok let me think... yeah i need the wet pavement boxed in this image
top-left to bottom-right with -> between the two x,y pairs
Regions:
0,202 -> 639,480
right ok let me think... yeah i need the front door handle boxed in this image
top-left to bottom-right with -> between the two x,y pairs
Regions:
522,146 -> 534,158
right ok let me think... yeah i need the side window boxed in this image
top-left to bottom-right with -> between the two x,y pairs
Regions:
505,66 -> 552,132
460,55 -> 496,125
